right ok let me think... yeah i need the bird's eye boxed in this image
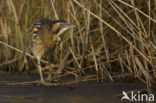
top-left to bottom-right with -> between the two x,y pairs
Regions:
59,23 -> 65,28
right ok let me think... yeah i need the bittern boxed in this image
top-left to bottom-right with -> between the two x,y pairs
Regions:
29,18 -> 74,86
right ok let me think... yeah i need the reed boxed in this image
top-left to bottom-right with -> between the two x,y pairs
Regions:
0,0 -> 155,89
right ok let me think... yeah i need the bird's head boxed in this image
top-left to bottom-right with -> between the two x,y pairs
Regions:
51,20 -> 75,36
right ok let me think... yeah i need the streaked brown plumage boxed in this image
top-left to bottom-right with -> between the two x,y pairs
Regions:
29,19 -> 74,86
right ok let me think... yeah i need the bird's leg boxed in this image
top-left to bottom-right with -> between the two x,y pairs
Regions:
46,67 -> 58,82
37,59 -> 44,81
37,58 -> 50,86
46,65 -> 52,82
45,55 -> 58,82
45,56 -> 54,82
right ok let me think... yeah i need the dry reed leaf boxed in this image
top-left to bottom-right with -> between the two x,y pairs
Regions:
69,47 -> 81,69
135,56 -> 151,79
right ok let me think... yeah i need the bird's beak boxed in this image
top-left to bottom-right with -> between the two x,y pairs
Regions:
61,23 -> 75,28
57,23 -> 75,36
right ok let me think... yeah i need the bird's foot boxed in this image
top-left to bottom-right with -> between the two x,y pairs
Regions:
45,76 -> 58,83
45,74 -> 52,82
36,80 -> 51,86
45,74 -> 58,83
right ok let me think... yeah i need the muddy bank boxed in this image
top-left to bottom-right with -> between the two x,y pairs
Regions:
0,72 -> 153,103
